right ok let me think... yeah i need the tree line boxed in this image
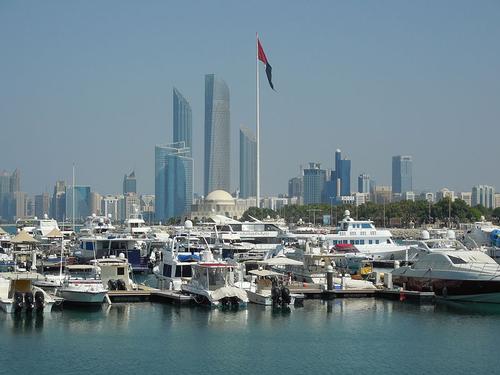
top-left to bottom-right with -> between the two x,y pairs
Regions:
241,198 -> 500,227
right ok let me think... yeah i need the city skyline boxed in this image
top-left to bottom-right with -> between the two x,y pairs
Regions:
1,1 -> 500,196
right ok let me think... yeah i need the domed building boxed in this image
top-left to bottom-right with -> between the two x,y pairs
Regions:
190,190 -> 251,221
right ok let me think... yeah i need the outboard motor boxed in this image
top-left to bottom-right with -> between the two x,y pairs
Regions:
24,292 -> 35,310
14,291 -> 24,312
271,280 -> 282,306
281,287 -> 291,305
35,291 -> 45,310
116,279 -> 126,291
108,279 -> 117,291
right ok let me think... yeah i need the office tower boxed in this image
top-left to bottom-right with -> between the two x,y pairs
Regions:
123,192 -> 140,220
35,193 -> 51,218
90,192 -> 102,215
358,174 -> 371,194
303,163 -> 326,205
51,180 -> 66,221
65,186 -> 91,222
332,149 -> 351,197
173,88 -> 192,157
392,155 -> 413,194
204,74 -> 230,195
123,171 -> 137,195
155,142 -> 193,221
239,126 -> 256,199
472,185 -> 495,208
288,177 -> 303,199
0,169 -> 21,221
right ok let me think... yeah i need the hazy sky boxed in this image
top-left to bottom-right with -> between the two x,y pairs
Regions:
1,1 -> 499,196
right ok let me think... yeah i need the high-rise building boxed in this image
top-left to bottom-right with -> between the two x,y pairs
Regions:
303,163 -> 326,205
65,186 -> 91,222
392,155 -> 413,194
358,174 -> 371,194
35,193 -> 51,218
332,149 -> 351,197
288,177 -> 303,200
155,142 -> 193,222
51,180 -> 66,221
472,185 -> 495,208
123,192 -> 140,221
173,87 -> 192,157
123,171 -> 137,195
90,192 -> 102,215
239,126 -> 256,199
0,169 -> 22,221
458,192 -> 472,206
204,74 -> 230,195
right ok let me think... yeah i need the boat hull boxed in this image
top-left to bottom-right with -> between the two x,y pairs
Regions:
59,290 -> 107,304
393,275 -> 500,304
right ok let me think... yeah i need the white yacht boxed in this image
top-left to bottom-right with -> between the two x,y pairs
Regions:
57,265 -> 108,305
79,214 -> 116,236
181,250 -> 248,308
463,218 -> 500,263
123,209 -> 151,237
392,249 -> 500,303
153,235 -> 201,290
314,210 -> 409,260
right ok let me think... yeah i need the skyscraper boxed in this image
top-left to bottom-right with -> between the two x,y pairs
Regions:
239,126 -> 256,199
65,185 -> 91,222
392,155 -> 413,194
35,193 -> 51,218
472,185 -> 495,208
123,171 -> 137,194
358,174 -> 371,194
51,180 -> 66,221
332,149 -> 351,197
173,87 -> 192,157
204,74 -> 230,195
155,142 -> 193,221
303,163 -> 326,205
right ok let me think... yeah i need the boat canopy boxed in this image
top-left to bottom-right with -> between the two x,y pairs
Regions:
248,269 -> 281,277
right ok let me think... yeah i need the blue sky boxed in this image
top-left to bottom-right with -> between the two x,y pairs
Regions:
1,1 -> 499,196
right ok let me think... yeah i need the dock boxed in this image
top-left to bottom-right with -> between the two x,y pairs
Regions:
106,285 -> 193,305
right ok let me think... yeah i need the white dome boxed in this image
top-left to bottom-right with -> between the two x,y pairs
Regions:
205,190 -> 234,204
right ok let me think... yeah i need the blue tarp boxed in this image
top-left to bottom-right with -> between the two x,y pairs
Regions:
490,229 -> 500,247
177,254 -> 200,262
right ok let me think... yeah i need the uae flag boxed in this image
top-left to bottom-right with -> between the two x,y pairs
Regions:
258,38 -> 274,90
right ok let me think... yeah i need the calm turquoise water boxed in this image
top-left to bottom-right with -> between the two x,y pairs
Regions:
1,299 -> 500,375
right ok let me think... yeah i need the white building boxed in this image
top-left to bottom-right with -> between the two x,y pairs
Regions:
436,188 -> 455,202
471,185 -> 495,208
190,190 -> 250,221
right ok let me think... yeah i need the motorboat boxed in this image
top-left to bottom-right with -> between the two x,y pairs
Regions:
181,250 -> 248,308
0,272 -> 56,313
123,209 -> 151,238
392,249 -> 500,303
246,269 -> 302,307
406,230 -> 470,261
79,214 -> 116,236
93,255 -> 137,291
153,235 -> 200,291
57,265 -> 108,305
463,218 -> 500,263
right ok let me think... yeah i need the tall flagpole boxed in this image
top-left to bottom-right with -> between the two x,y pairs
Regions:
256,33 -> 260,208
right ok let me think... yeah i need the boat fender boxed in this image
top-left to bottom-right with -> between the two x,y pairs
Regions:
24,292 -> 34,310
35,291 -> 45,310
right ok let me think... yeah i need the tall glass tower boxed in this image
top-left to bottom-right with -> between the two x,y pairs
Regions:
333,149 -> 351,197
239,126 -> 256,199
204,74 -> 230,195
155,142 -> 193,221
392,155 -> 413,194
173,88 -> 192,157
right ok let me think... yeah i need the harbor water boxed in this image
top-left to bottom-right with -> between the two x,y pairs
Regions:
1,299 -> 500,375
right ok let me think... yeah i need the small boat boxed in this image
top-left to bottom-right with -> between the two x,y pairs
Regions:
94,256 -> 137,291
57,265 -> 108,305
246,269 -> 302,307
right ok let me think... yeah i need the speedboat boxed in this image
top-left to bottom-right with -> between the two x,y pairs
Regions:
392,249 -> 500,303
57,265 -> 108,305
93,255 -> 137,291
0,272 -> 55,313
181,250 -> 248,308
246,269 -> 302,307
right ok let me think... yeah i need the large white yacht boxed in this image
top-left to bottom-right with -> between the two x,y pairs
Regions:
295,210 -> 409,260
123,209 -> 151,237
79,214 -> 116,236
392,249 -> 500,303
